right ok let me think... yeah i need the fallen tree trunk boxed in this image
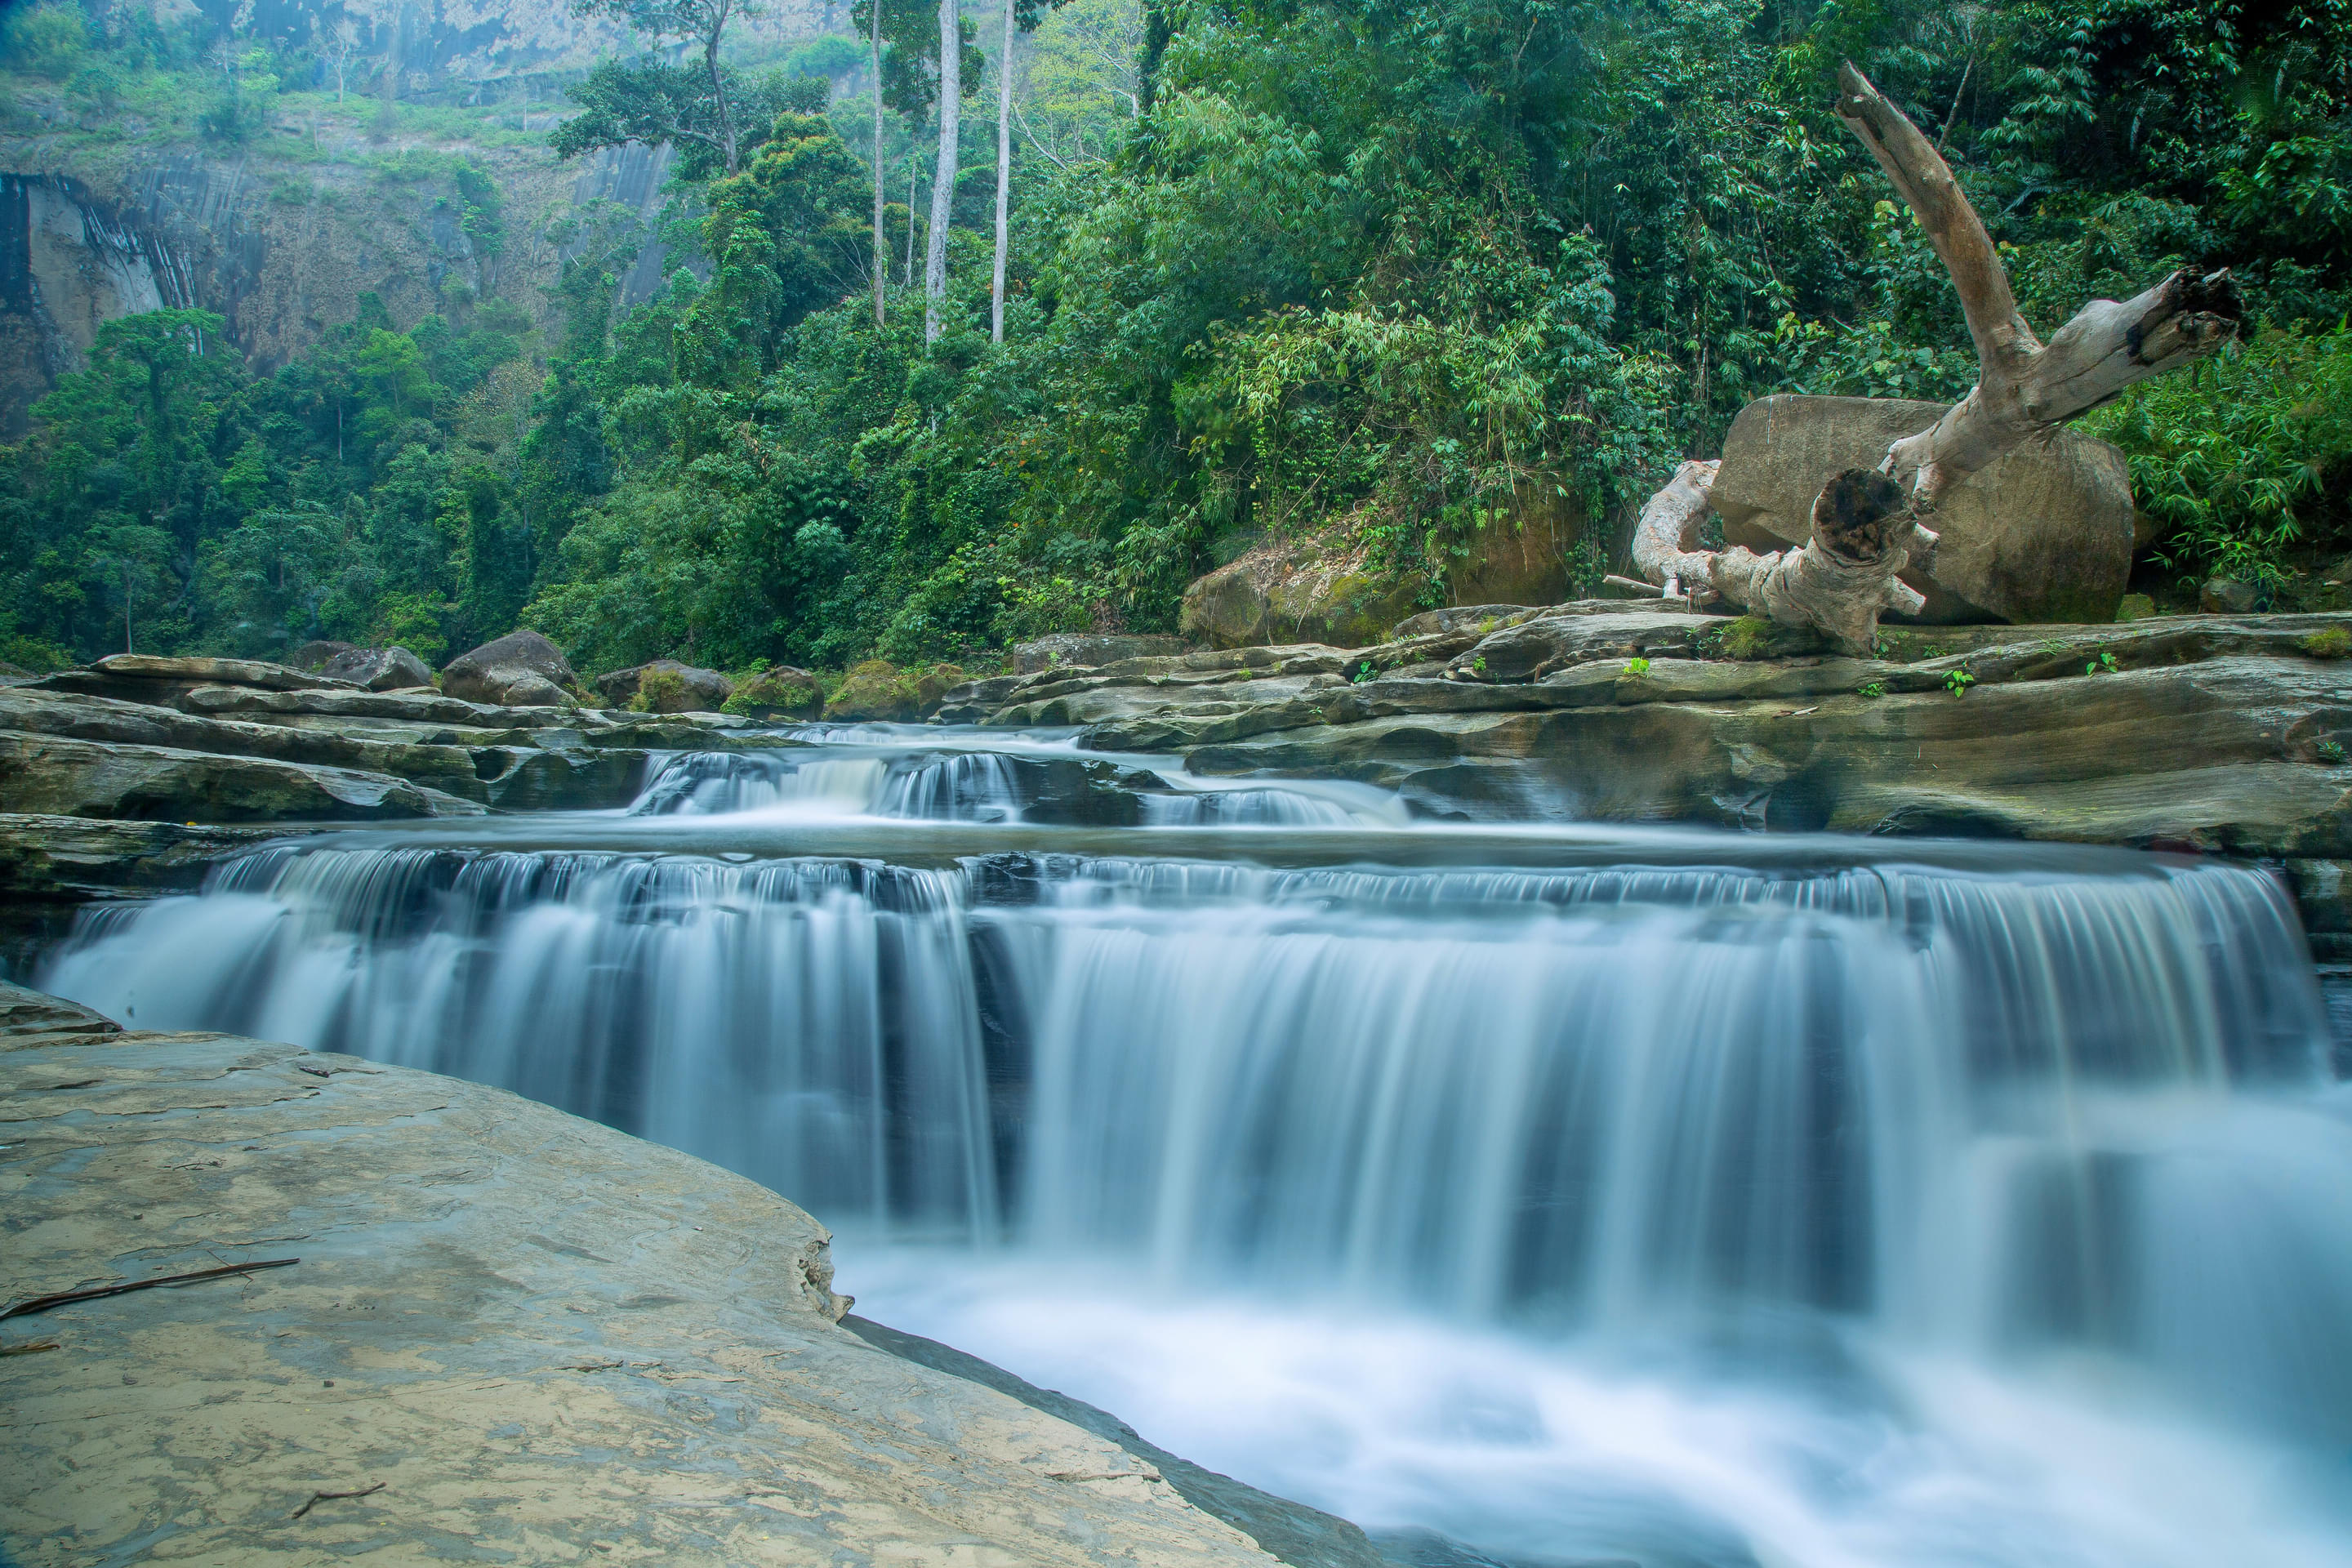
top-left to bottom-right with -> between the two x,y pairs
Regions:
1636,61 -> 2244,654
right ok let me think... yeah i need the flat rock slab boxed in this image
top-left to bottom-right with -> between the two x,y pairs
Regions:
0,1009 -> 1288,1566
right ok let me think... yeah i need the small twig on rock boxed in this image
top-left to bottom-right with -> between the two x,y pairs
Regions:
292,1481 -> 385,1520
1601,574 -> 1668,599
0,1339 -> 61,1356
0,1258 -> 299,1321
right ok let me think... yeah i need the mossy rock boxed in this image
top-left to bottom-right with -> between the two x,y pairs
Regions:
1707,615 -> 1827,662
824,661 -> 971,721
2302,627 -> 2352,659
725,666 -> 826,720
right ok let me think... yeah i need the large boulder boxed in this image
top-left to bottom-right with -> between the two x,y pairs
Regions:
317,645 -> 433,692
594,659 -> 733,713
287,639 -> 358,670
1182,505 -> 1584,651
1182,537 -> 1422,650
1708,394 -> 2135,624
440,630 -> 578,706
1015,634 -> 1186,674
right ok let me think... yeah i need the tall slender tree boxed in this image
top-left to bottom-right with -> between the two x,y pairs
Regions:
871,0 -> 888,323
991,0 -> 1016,341
924,0 -> 961,342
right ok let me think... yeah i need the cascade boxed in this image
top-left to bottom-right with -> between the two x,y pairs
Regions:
38,730 -> 2352,1568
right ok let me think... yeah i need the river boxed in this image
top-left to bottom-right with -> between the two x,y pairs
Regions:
39,724 -> 2352,1567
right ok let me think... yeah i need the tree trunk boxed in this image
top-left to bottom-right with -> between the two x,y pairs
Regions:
924,0 -> 961,344
706,8 -> 739,176
871,0 -> 887,325
991,0 -> 1014,342
1632,60 -> 2243,656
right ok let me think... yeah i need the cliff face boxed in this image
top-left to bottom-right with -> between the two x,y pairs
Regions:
0,139 -> 673,434
0,0 -> 800,430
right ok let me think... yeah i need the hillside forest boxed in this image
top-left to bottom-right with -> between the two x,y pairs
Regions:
2,0 -> 2350,683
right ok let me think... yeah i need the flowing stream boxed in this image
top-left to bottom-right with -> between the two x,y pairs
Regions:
39,727 -> 2352,1567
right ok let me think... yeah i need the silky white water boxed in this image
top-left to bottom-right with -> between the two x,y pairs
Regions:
38,730 -> 2352,1567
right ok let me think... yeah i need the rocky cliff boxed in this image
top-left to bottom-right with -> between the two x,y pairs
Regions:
0,0 -> 819,431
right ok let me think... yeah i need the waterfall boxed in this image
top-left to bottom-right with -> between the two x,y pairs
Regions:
35,724 -> 2352,1567
627,746 -> 1407,826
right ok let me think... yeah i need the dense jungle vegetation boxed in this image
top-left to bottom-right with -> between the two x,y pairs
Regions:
2,0 -> 2349,677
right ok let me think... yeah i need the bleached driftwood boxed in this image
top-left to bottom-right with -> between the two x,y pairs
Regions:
1632,459 -> 1931,654
1635,62 -> 2243,654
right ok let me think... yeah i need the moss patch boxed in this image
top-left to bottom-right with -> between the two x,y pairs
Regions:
2301,627 -> 2352,659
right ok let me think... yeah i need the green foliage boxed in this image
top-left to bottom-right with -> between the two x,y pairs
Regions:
2086,325 -> 2352,590
2319,739 -> 2348,764
629,666 -> 691,711
1623,657 -> 1651,676
2086,649 -> 2118,675
2,3 -> 88,79
11,0 -> 2352,684
1944,667 -> 1977,695
2,298 -> 537,666
1857,680 -> 1886,698
2303,627 -> 2352,658
725,665 -> 826,716
1716,616 -> 1778,662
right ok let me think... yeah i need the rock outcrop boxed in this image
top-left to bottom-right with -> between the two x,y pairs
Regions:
1018,634 -> 1187,674
0,655 -> 800,831
287,641 -> 359,670
0,991 -> 1297,1567
1709,394 -> 2136,624
316,645 -> 434,692
1178,501 -> 1583,651
0,729 -> 486,822
1182,536 -> 1423,650
933,608 -> 2352,862
595,659 -> 734,713
439,630 -> 581,706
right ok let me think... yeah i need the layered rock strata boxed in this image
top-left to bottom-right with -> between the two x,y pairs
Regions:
937,608 -> 2352,860
0,654 -> 794,827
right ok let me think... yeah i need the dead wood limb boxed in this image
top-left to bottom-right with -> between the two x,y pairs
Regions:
292,1481 -> 385,1520
1633,61 -> 2242,653
0,1258 -> 300,1321
1633,460 -> 1933,653
1831,60 -> 2241,507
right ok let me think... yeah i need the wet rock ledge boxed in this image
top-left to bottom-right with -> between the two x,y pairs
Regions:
0,982 -> 1379,1567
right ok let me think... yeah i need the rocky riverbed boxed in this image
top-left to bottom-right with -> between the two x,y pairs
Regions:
0,981 -> 1379,1566
5,608 -> 2352,950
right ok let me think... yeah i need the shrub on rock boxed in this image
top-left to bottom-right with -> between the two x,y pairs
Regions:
724,666 -> 826,719
822,662 -> 966,723
595,660 -> 733,714
825,660 -> 920,722
442,631 -> 580,706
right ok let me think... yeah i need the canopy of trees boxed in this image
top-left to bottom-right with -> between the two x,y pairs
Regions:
4,0 -> 2349,676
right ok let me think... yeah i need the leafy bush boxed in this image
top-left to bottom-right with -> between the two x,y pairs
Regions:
629,666 -> 691,713
2,3 -> 87,78
2085,325 -> 2352,590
